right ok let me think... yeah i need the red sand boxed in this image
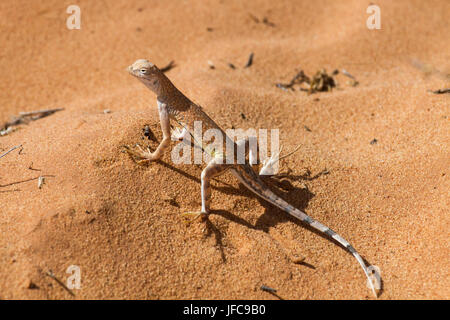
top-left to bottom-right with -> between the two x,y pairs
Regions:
0,0 -> 449,299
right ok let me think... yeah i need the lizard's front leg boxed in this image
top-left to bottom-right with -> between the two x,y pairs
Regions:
125,102 -> 171,163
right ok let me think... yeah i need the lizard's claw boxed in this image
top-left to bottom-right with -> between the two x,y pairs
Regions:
181,211 -> 208,224
123,145 -> 140,157
123,145 -> 156,164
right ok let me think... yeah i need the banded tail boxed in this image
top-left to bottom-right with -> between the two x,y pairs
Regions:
231,164 -> 378,297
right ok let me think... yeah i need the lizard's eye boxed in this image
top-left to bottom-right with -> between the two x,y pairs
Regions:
140,69 -> 147,74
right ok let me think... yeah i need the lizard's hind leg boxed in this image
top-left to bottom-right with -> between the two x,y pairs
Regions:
235,136 -> 301,176
182,157 -> 229,222
259,144 -> 301,176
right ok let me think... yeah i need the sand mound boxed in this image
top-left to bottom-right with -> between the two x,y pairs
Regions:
0,0 -> 448,299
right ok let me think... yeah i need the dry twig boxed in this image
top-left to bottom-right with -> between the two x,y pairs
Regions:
0,145 -> 22,160
244,52 -> 254,68
1,108 -> 64,134
429,88 -> 450,94
45,270 -> 75,297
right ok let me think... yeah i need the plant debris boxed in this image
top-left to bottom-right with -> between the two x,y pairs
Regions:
370,138 -> 378,145
0,126 -> 17,136
0,144 -> 22,160
28,162 -> 41,171
262,17 -> 275,27
244,52 -> 254,68
342,68 -> 359,86
248,13 -> 260,23
411,59 -> 450,80
291,256 -> 305,264
248,13 -> 275,27
429,88 -> 450,94
38,176 -> 45,189
163,196 -> 180,208
1,108 -> 64,136
27,281 -> 39,290
160,60 -> 176,73
45,270 -> 75,297
276,70 -> 310,91
0,174 -> 54,188
276,69 -> 339,93
260,285 -> 277,293
308,69 -> 337,93
228,63 -> 236,70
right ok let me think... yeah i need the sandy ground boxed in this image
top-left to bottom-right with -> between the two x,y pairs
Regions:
0,0 -> 449,300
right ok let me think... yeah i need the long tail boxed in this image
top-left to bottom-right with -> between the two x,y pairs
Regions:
231,165 -> 378,297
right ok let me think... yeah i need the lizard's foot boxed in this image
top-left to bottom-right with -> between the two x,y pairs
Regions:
259,144 -> 302,176
259,150 -> 281,176
123,144 -> 157,165
181,211 -> 209,224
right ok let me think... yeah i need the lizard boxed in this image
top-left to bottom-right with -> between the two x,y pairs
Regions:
124,59 -> 379,297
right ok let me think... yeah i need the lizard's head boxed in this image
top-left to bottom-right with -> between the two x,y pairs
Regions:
127,59 -> 162,91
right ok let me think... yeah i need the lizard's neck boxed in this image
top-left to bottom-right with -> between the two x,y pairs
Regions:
149,71 -> 191,111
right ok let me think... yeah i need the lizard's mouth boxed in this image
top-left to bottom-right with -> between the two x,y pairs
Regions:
126,65 -> 133,74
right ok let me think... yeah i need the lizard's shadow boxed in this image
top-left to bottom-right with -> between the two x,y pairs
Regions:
211,169 -> 328,232
156,160 -> 378,282
211,170 -> 378,286
208,173 -> 318,269
250,179 -> 376,269
157,158 -> 323,237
